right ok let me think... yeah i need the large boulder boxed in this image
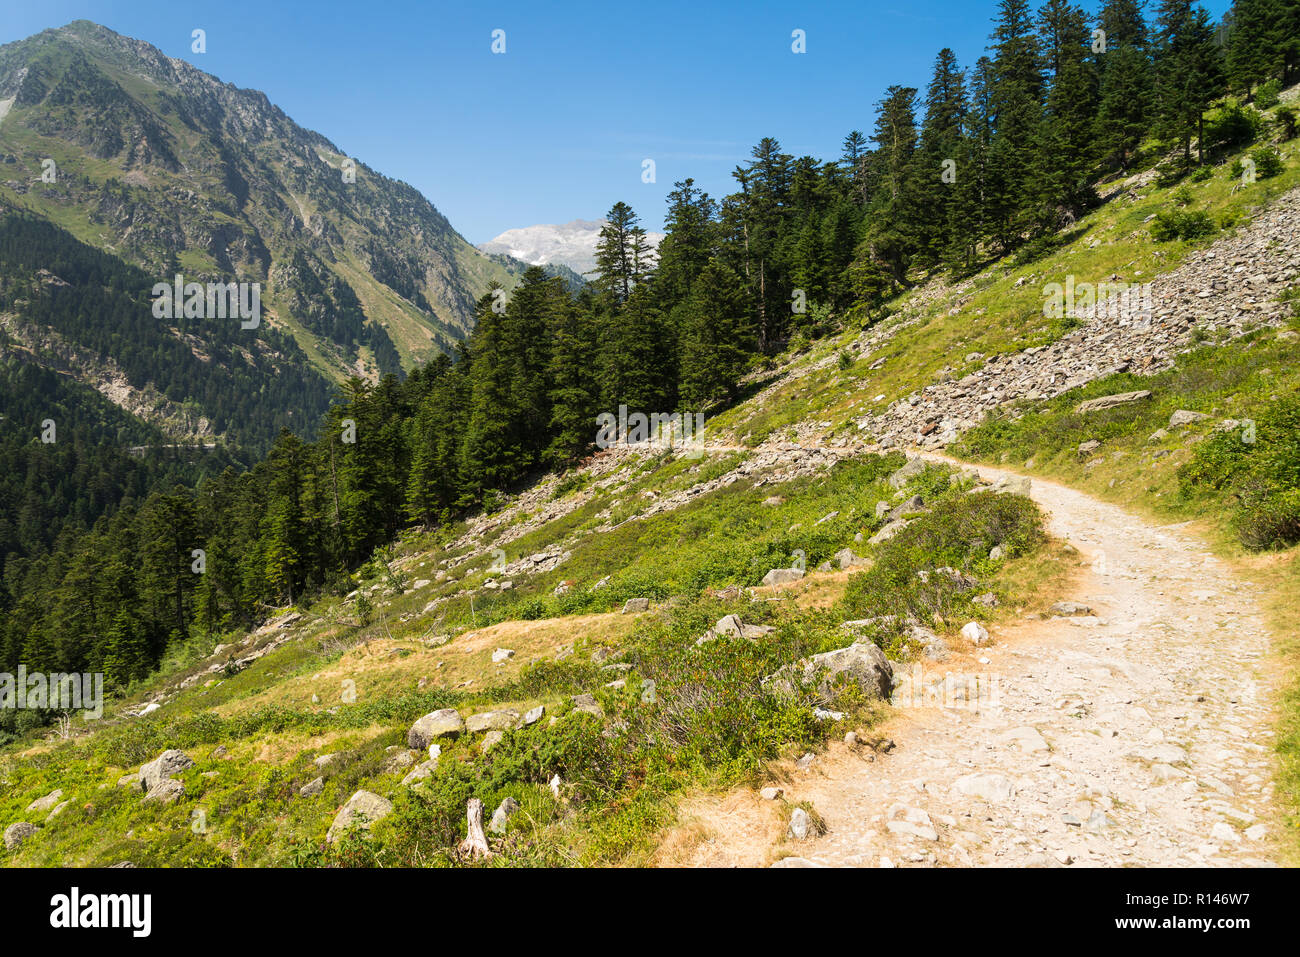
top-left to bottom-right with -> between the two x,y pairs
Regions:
407,709 -> 464,749
767,642 -> 893,701
139,750 -> 194,792
4,822 -> 37,851
326,790 -> 393,843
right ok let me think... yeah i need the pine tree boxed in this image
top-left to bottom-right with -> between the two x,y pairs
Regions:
679,260 -> 754,406
103,609 -> 148,688
591,202 -> 651,304
263,430 -> 309,605
598,286 -> 673,415
986,0 -> 1045,250
459,287 -> 525,498
865,85 -> 921,283
841,130 -> 870,204
1226,0 -> 1295,92
729,138 -> 794,350
654,179 -> 718,307
914,49 -> 969,267
545,296 -> 599,466
1034,0 -> 1099,222
405,353 -> 469,523
1155,0 -> 1226,166
1094,0 -> 1154,172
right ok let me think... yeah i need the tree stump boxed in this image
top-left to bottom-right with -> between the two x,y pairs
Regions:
458,798 -> 491,860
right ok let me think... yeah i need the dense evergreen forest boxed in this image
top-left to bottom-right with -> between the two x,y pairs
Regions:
2,0 -> 1297,696
0,213 -> 337,447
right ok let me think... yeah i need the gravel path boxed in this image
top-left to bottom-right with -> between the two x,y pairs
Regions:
771,459 -> 1278,868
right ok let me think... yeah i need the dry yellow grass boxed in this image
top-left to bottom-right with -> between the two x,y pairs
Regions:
214,611 -> 639,716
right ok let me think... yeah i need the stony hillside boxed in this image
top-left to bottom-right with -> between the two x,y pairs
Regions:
2,120 -> 1297,869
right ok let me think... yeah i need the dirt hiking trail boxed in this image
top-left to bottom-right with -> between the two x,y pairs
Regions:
690,458 -> 1280,868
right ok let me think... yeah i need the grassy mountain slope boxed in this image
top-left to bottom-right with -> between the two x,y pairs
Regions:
2,110 -> 1298,868
0,20 -> 519,389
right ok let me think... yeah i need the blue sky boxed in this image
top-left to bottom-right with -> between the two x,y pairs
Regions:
2,0 -> 1230,242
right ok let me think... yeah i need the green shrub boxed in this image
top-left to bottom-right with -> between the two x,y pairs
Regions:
1206,100 -> 1263,150
1180,395 -> 1300,549
839,492 -> 1043,627
1251,146 -> 1284,179
1255,79 -> 1281,111
1150,208 -> 1217,242
1275,106 -> 1297,141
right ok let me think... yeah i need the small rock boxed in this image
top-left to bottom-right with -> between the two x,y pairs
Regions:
401,758 -> 440,786
4,822 -> 37,851
489,797 -> 520,834
788,808 -> 812,841
869,520 -> 909,545
622,598 -> 650,614
952,773 -> 1015,803
139,750 -> 194,792
1049,601 -> 1092,617
761,567 -> 805,587
299,777 -> 325,798
408,709 -> 464,748
26,789 -> 64,814
465,710 -> 520,733
142,779 -> 185,804
1210,822 -> 1240,843
570,694 -> 604,719
1075,390 -> 1151,413
1169,409 -> 1210,428
327,791 -> 393,843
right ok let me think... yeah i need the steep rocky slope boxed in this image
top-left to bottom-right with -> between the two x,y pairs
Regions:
0,20 -> 520,387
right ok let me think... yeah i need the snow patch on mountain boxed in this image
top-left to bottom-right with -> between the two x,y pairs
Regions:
479,219 -> 664,276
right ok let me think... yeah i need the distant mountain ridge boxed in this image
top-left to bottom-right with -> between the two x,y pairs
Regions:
479,218 -> 665,277
0,20 -> 522,396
